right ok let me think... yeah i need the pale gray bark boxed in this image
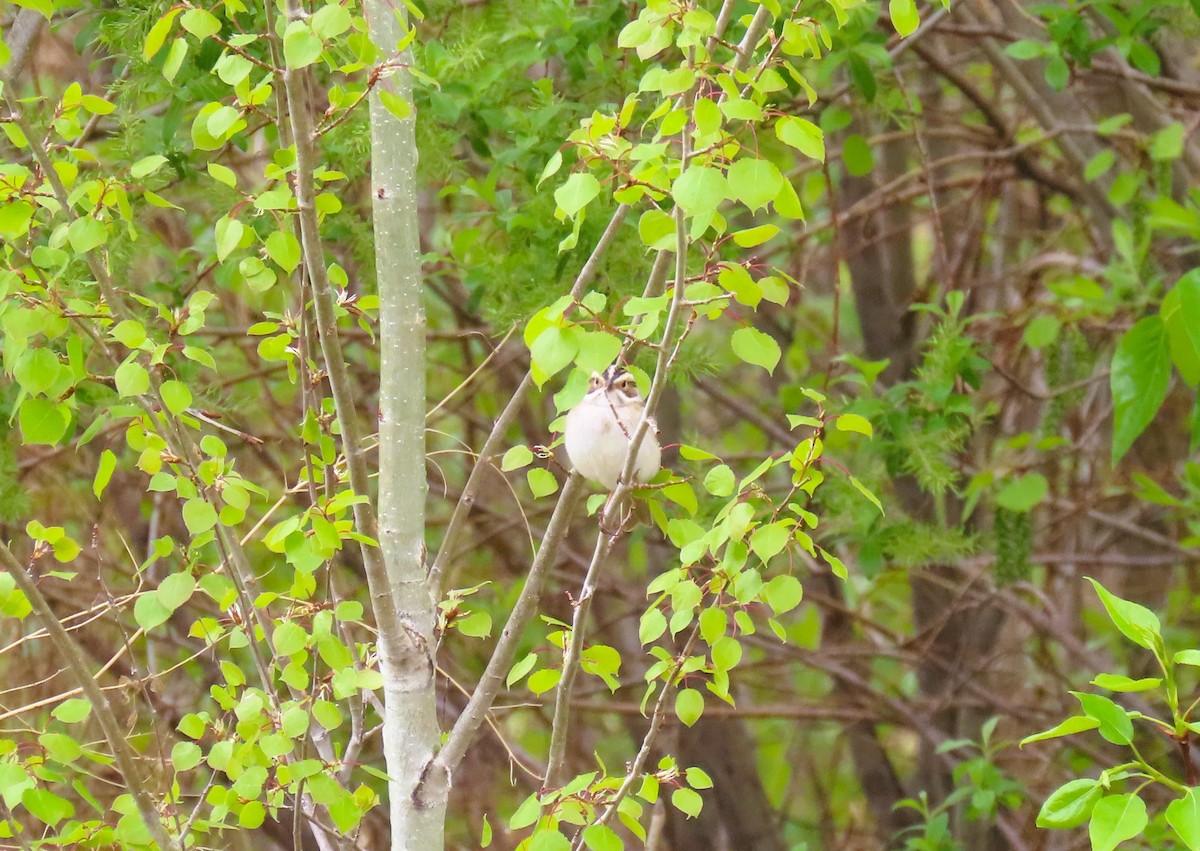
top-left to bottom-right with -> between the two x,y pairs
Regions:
362,5 -> 444,849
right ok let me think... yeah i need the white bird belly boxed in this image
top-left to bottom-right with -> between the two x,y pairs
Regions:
565,402 -> 661,489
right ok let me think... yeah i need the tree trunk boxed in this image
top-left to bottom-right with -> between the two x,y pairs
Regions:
365,6 -> 444,847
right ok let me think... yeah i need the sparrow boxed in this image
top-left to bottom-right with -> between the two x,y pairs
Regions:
564,365 -> 662,489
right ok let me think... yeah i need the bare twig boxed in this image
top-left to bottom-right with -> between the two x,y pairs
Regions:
0,542 -> 181,851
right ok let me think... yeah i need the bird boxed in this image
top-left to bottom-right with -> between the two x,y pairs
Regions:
564,365 -> 662,489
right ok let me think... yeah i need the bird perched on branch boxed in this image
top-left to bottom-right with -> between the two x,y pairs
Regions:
564,365 -> 661,489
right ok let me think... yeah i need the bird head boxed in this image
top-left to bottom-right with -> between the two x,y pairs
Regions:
592,364 -> 641,405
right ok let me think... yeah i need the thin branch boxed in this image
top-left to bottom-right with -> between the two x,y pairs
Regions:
426,474 -> 586,786
428,204 -> 630,598
279,0 -> 412,645
573,629 -> 699,847
545,47 -> 700,787
0,8 -> 44,81
0,542 -> 181,851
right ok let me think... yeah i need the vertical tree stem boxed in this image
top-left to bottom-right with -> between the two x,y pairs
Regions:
360,4 -> 444,847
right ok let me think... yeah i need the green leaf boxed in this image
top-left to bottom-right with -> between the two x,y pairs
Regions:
1091,673 -> 1161,692
699,607 -> 726,645
675,688 -> 703,726
528,325 -> 578,385
718,264 -> 762,307
509,793 -> 541,830
22,788 -> 73,826
0,200 -> 33,238
574,331 -> 622,375
1110,316 -> 1171,464
820,547 -> 848,580
162,38 -> 188,82
1071,692 -> 1133,745
506,653 -> 537,687
378,89 -> 412,121
527,668 -> 560,695
703,464 -> 735,496
1162,271 -> 1200,387
159,380 -> 192,416
659,66 -> 696,96
848,476 -> 883,514
617,17 -> 651,49
529,830 -> 571,851
67,216 -> 107,254
280,705 -> 309,738
273,621 -> 308,656
834,413 -> 873,438
711,636 -> 742,671
1037,778 -> 1101,829
157,572 -> 195,611
1086,150 -> 1115,182
145,189 -> 183,210
144,9 -> 181,60
685,767 -> 714,790
776,115 -> 825,162
1019,714 -> 1100,746
1024,314 -> 1060,349
537,150 -> 563,189
265,230 -> 302,273
726,158 -> 783,213
671,787 -> 703,818
1004,39 -> 1044,60
134,593 -> 172,630
215,53 -> 253,86
1085,577 -> 1162,651
215,216 -> 244,262
527,467 -> 558,498
207,162 -> 237,188
554,172 -> 601,218
672,165 -> 727,217
312,700 -> 343,730
1044,55 -> 1069,90
171,741 -> 202,771
762,574 -> 803,615
182,498 -> 218,535
240,801 -> 267,829
995,472 -> 1048,513
1089,794 -> 1147,851
52,698 -> 92,724
110,321 -> 146,349
638,209 -> 675,249
312,3 -> 352,39
283,21 -> 323,69
180,8 -> 221,39
581,824 -> 623,851
732,225 -> 779,248
456,610 -> 492,638
128,156 -> 169,182
1168,789 -> 1200,851
889,0 -> 919,35
731,326 -> 781,374
115,361 -> 149,398
501,445 -> 533,471
639,608 -> 667,645
92,449 -> 116,499
749,523 -> 790,562
1150,123 -> 1186,163
19,398 -> 70,445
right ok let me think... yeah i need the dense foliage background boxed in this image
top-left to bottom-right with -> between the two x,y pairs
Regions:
3,0 -> 1200,849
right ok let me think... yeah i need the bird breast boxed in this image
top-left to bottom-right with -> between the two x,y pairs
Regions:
564,395 -> 661,489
